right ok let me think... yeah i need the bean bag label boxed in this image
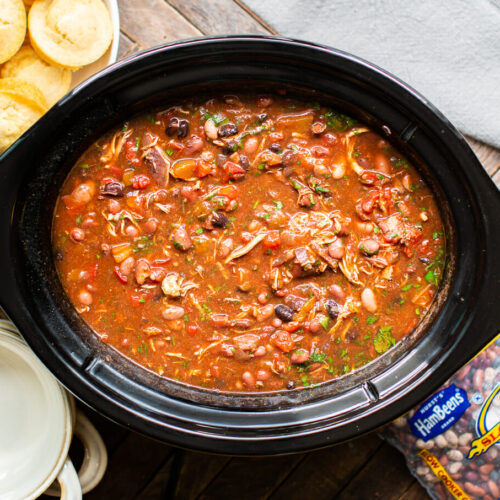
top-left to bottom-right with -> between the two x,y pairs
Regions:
409,384 -> 470,441
468,384 -> 500,458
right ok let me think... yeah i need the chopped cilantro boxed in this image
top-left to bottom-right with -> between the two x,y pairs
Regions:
366,315 -> 379,325
324,109 -> 357,131
374,326 -> 395,354
195,228 -> 203,235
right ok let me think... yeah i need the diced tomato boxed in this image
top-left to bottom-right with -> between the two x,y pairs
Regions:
196,159 -> 213,178
361,190 -> 379,213
106,166 -> 124,179
87,263 -> 98,282
169,141 -> 184,151
270,331 -> 295,352
125,193 -> 145,212
101,176 -> 118,185
359,171 -> 378,186
222,161 -> 246,182
217,184 -> 239,200
132,175 -> 151,189
180,185 -> 199,202
151,258 -> 171,266
125,139 -> 141,167
263,230 -> 281,249
129,293 -> 149,307
187,324 -> 200,337
114,267 -> 128,284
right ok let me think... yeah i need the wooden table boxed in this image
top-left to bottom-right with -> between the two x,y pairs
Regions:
33,0 -> 500,498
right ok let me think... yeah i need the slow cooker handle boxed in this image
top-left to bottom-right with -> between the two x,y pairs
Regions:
468,177 -> 500,351
0,141 -> 30,315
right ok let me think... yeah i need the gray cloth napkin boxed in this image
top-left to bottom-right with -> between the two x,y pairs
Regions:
243,0 -> 500,148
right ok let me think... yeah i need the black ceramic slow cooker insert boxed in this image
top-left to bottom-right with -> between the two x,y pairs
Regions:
0,36 -> 499,455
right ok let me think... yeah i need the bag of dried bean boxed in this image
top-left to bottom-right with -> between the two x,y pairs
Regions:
381,335 -> 500,500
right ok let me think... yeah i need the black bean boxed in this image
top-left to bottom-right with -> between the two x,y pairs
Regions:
218,123 -> 238,137
269,143 -> 282,153
274,304 -> 294,322
211,211 -> 229,228
239,155 -> 250,171
222,141 -> 238,155
286,380 -> 295,390
102,181 -> 124,197
419,257 -> 431,264
54,249 -> 64,261
165,117 -> 179,137
325,299 -> 340,319
258,113 -> 268,123
177,120 -> 190,139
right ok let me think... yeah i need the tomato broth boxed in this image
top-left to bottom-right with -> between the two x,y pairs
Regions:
52,92 -> 445,392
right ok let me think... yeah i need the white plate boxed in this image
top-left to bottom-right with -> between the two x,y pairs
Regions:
71,0 -> 120,88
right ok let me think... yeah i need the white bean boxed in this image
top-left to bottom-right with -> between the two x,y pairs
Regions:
244,136 -> 259,155
361,288 -> 377,313
331,161 -> 346,179
204,119 -> 218,140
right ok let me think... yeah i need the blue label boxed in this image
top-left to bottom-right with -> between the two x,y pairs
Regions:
409,384 -> 470,441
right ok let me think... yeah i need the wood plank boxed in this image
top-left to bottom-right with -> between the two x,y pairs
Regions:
118,0 -> 201,48
270,434 -> 383,500
335,442 -> 419,500
398,480 -> 431,500
167,0 -> 270,35
466,136 -> 500,176
133,453 -> 176,499
118,31 -> 143,60
171,451 -> 231,500
85,432 -> 174,500
198,453 -> 304,500
233,0 -> 278,34
492,167 -> 500,188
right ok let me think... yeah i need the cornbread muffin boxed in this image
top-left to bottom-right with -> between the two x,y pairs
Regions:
0,0 -> 27,64
1,45 -> 71,106
0,78 -> 48,152
28,0 -> 113,70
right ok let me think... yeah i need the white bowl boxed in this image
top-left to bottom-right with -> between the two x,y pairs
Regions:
0,330 -> 73,500
71,0 -> 120,88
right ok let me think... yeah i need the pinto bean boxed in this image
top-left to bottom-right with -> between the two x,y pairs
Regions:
254,346 -> 267,357
119,256 -> 135,276
374,153 -> 390,174
108,199 -> 121,214
125,225 -> 138,237
70,181 -> 95,205
171,225 -> 192,251
70,228 -> 85,242
256,369 -> 271,381
135,259 -> 151,285
144,218 -> 158,234
218,238 -> 233,259
256,304 -> 274,321
359,239 -> 380,256
78,290 -> 93,305
184,135 -> 204,156
162,305 -> 185,320
328,239 -> 344,259
242,371 -> 256,388
291,349 -> 309,364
